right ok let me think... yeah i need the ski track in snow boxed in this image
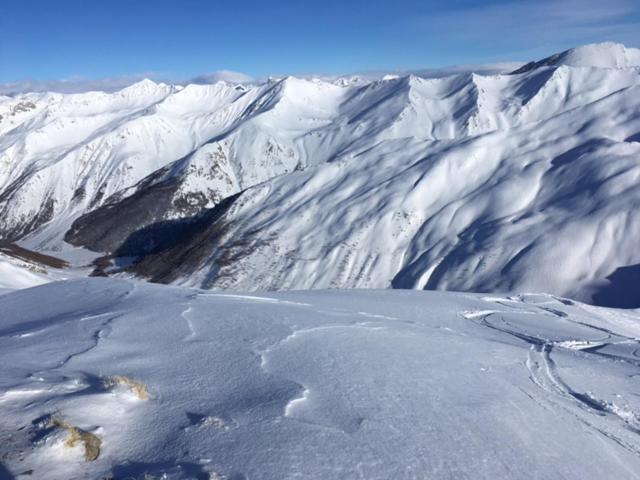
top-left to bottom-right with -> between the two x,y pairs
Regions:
2,279 -> 640,479
197,292 -> 311,307
462,298 -> 640,459
180,305 -> 196,342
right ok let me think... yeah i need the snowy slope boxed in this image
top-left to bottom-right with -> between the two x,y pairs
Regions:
3,42 -> 636,249
2,43 -> 640,305
0,243 -> 77,292
0,80 -> 257,243
513,42 -> 640,73
111,55 -> 640,306
0,253 -> 50,291
1,278 -> 640,479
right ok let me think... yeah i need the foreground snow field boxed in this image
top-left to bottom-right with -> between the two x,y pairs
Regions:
1,279 -> 640,479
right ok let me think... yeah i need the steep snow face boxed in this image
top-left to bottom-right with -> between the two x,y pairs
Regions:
3,44 -> 640,305
1,278 -> 640,479
128,66 -> 640,306
3,45 -> 637,250
0,80 -> 261,243
0,77 -> 356,247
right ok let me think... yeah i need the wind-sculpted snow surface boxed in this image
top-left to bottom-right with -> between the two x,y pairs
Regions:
1,279 -> 640,479
1,43 -> 640,305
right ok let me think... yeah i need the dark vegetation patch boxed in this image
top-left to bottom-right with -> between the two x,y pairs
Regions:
115,193 -> 241,284
0,242 -> 68,269
64,176 -> 182,254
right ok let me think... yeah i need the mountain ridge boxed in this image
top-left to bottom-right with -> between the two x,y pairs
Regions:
1,42 -> 640,306
512,42 -> 640,74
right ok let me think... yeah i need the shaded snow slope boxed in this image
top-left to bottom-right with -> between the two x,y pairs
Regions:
120,66 -> 640,307
1,278 -> 640,479
2,43 -> 640,306
1,43 -> 637,250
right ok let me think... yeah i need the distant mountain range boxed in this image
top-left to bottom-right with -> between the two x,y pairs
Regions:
1,42 -> 639,307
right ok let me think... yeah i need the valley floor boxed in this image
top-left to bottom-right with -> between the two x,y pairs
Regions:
1,279 -> 640,479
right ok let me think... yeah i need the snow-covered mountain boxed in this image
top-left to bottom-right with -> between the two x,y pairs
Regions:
3,42 -> 640,480
513,42 -> 640,73
2,278 -> 640,479
1,42 -> 640,306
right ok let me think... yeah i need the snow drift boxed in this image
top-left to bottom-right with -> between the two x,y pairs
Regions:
1,278 -> 640,479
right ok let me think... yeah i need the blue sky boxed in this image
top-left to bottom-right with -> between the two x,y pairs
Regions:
2,0 -> 639,85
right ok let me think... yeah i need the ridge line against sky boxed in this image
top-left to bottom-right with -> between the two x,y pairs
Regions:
0,62 -> 527,95
1,0 -> 639,90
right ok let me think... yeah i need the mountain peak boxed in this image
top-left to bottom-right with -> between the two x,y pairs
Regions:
118,78 -> 169,95
512,42 -> 640,74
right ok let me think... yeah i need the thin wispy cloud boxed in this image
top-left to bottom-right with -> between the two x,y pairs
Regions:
3,0 -> 640,96
1,64 -> 529,96
190,70 -> 255,85
0,74 -> 160,95
341,62 -> 523,81
0,70 -> 256,95
418,0 -> 640,58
